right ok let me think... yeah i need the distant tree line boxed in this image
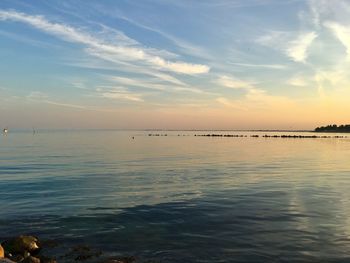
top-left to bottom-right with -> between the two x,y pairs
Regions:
315,124 -> 350,132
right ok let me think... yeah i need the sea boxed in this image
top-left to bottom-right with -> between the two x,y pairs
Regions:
1,130 -> 350,262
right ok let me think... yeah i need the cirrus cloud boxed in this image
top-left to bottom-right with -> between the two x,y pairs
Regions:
286,31 -> 317,63
0,10 -> 209,75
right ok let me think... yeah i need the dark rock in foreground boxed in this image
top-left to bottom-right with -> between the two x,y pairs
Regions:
21,256 -> 40,263
61,245 -> 102,262
0,259 -> 16,263
1,235 -> 161,263
2,236 -> 40,257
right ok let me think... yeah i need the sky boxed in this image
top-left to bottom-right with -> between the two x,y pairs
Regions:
0,0 -> 350,130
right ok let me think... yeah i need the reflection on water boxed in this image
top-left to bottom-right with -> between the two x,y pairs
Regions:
1,130 -> 350,262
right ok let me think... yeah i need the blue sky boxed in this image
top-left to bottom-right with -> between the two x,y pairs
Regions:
1,0 -> 350,129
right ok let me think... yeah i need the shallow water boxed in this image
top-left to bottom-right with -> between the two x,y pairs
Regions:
1,130 -> 350,262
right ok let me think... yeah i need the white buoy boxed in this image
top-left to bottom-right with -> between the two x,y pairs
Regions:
3,128 -> 8,134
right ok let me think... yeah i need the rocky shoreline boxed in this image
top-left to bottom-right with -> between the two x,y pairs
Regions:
0,236 -> 159,263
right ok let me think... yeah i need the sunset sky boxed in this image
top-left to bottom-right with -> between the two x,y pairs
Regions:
1,0 -> 350,130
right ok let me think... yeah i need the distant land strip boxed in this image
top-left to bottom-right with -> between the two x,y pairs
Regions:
147,134 -> 347,139
314,124 -> 350,133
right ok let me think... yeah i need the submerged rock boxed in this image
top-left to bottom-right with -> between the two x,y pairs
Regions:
2,236 -> 40,257
101,257 -> 136,263
7,254 -> 24,263
22,256 -> 40,263
38,256 -> 56,263
2,234 -> 158,263
62,245 -> 102,261
0,259 -> 16,263
37,240 -> 58,250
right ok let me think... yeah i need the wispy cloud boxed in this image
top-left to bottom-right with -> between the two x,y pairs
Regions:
43,100 -> 87,109
152,0 -> 300,9
27,91 -> 49,100
0,29 -> 58,48
216,88 -> 294,111
215,72 -> 296,111
287,75 -> 309,87
228,62 -> 287,69
172,86 -> 216,95
96,86 -> 144,102
0,10 -> 209,75
108,13 -> 212,60
286,32 -> 317,63
256,30 -> 289,46
215,97 -> 248,110
27,91 -> 88,109
109,76 -> 165,91
257,30 -> 317,63
63,56 -> 188,88
324,21 -> 350,57
72,82 -> 89,90
217,75 -> 255,89
313,68 -> 348,97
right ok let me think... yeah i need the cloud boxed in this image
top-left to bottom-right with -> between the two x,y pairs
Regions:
27,91 -> 49,100
307,0 -> 326,27
97,86 -> 144,102
215,97 -> 247,110
110,76 -> 165,90
286,32 -> 317,63
108,75 -> 215,96
27,91 -> 87,109
307,0 -> 350,28
145,71 -> 187,86
63,56 -> 189,88
324,21 -> 350,57
257,30 -> 317,63
0,10 -> 209,75
216,88 -> 294,112
215,73 -> 296,111
43,100 -> 87,109
172,86 -> 216,95
256,30 -> 289,46
108,13 -> 213,60
287,75 -> 309,87
228,62 -> 287,69
72,82 -> 89,90
217,75 -> 254,89
313,68 -> 348,97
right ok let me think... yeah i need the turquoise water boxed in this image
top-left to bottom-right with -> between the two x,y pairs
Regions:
1,130 -> 350,262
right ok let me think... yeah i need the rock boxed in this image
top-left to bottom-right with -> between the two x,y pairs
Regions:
37,256 -> 56,263
102,256 -> 136,263
2,236 -> 40,256
38,240 -> 58,249
22,256 -> 40,263
62,245 -> 102,261
0,259 -> 16,263
7,254 -> 24,263
117,257 -> 136,263
0,245 -> 4,258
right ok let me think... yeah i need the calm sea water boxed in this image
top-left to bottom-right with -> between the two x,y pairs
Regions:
1,130 -> 350,262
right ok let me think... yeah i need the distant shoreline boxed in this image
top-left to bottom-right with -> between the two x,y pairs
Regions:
314,124 -> 350,133
5,128 -> 350,134
2,128 -> 315,133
